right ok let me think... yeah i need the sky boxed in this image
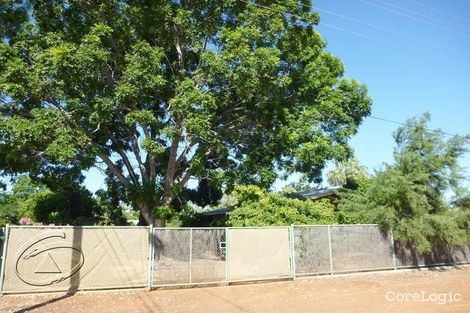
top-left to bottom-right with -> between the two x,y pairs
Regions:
83,0 -> 470,193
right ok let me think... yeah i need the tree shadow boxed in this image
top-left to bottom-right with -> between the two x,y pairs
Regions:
13,293 -> 74,313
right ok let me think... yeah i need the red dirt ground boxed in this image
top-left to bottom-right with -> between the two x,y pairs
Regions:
1,266 -> 469,313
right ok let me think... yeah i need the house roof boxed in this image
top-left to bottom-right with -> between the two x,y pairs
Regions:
203,207 -> 233,216
297,186 -> 342,199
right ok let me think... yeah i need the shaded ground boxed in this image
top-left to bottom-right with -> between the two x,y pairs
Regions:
1,266 -> 469,313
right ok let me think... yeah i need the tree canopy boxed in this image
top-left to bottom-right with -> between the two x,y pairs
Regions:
338,114 -> 470,252
0,0 -> 371,225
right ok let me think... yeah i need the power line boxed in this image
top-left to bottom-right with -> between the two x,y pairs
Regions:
236,1 -> 464,138
403,0 -> 470,24
237,0 -> 470,68
369,115 -> 459,137
369,0 -> 470,33
237,0 -> 399,46
359,0 -> 470,38
313,6 -> 470,56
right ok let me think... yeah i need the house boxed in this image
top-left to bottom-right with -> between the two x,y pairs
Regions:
202,207 -> 233,226
202,186 -> 342,225
297,186 -> 342,206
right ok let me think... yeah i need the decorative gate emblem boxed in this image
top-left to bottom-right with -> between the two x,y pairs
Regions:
15,232 -> 85,286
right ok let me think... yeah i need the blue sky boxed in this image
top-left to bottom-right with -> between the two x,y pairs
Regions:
312,0 -> 470,184
84,0 -> 470,193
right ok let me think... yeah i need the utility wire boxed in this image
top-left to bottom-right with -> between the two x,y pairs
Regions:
359,0 -> 470,38
403,0 -> 470,24
312,6 -> 470,56
369,115 -> 459,137
237,0 -> 399,46
237,0 -> 470,67
368,0 -> 470,33
237,1 -> 464,138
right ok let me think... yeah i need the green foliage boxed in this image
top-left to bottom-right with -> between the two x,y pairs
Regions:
153,205 -> 176,220
25,186 -> 97,225
327,157 -> 369,188
227,185 -> 336,226
339,114 -> 470,252
0,176 -> 46,225
178,204 -> 206,227
0,1 -> 371,225
0,176 -> 100,226
94,172 -> 128,226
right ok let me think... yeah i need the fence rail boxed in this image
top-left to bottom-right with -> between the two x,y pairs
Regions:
0,224 -> 468,294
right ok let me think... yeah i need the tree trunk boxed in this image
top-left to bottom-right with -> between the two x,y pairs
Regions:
155,219 -> 166,227
138,202 -> 155,226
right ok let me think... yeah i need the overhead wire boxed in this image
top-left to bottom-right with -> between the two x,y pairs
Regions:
310,6 -> 470,56
369,115 -> 460,137
235,1 -> 466,138
359,0 -> 470,38
366,0 -> 470,33
237,0 -> 399,46
236,0 -> 470,67
402,0 -> 470,24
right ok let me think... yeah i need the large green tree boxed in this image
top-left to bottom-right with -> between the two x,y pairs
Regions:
0,0 -> 371,225
339,114 -> 470,252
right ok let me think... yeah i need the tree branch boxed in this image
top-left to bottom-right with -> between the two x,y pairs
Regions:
142,125 -> 157,181
98,153 -> 131,187
130,128 -> 148,182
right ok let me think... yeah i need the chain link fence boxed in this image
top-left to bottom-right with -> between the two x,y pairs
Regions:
226,227 -> 292,282
293,225 -> 395,275
151,227 -> 292,287
0,226 -> 149,293
330,225 -> 395,272
292,224 -> 470,276
152,228 -> 226,286
0,224 -> 469,293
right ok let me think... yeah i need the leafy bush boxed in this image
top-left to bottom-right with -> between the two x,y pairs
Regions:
227,185 -> 337,226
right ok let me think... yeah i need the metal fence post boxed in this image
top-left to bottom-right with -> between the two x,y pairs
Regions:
327,225 -> 334,275
0,225 -> 10,294
390,230 -> 397,270
147,224 -> 154,291
189,228 -> 193,284
290,225 -> 296,279
225,227 -> 230,283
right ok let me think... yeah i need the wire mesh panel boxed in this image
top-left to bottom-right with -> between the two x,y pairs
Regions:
293,226 -> 330,275
330,225 -> 394,272
450,244 -> 470,264
152,228 -> 226,286
153,228 -> 191,285
227,227 -> 291,281
2,226 -> 149,293
394,243 -> 450,267
191,229 -> 226,283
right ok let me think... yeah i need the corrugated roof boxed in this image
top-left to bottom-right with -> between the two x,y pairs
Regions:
203,207 -> 233,216
298,186 -> 342,199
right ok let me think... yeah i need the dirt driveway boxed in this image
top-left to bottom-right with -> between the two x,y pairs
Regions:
1,266 -> 469,313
